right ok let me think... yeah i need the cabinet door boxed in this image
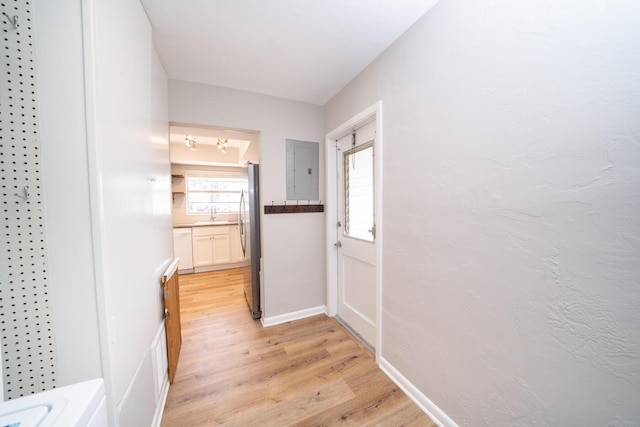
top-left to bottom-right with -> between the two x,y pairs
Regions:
230,225 -> 243,262
212,234 -> 231,264
192,235 -> 214,267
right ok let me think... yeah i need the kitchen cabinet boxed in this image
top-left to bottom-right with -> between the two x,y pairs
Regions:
192,235 -> 214,266
212,234 -> 231,264
192,226 -> 231,267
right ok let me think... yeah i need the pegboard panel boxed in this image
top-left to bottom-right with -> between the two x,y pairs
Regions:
0,0 -> 57,399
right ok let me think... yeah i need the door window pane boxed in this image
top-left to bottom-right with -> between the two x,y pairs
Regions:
343,143 -> 374,242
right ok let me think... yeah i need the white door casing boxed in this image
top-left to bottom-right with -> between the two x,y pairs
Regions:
325,101 -> 383,360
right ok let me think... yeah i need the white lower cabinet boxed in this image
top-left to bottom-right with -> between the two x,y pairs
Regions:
212,234 -> 231,264
192,235 -> 214,266
192,226 -> 231,267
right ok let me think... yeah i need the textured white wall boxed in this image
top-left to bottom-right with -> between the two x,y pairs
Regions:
325,0 -> 640,425
169,81 -> 326,318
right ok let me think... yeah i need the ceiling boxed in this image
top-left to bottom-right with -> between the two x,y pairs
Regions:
140,0 -> 440,105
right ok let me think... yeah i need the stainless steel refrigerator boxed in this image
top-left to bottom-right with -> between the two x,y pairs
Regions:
239,163 -> 261,319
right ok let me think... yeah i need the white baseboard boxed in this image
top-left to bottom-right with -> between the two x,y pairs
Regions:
151,374 -> 170,427
379,357 -> 459,427
261,305 -> 327,327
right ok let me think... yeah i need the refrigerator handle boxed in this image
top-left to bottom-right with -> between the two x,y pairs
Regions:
238,190 -> 243,234
239,190 -> 246,256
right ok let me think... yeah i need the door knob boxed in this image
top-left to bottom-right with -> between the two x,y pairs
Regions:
164,308 -> 170,318
334,241 -> 342,248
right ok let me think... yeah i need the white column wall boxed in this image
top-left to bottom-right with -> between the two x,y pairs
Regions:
35,0 -> 173,425
325,0 -> 640,425
87,0 -> 173,423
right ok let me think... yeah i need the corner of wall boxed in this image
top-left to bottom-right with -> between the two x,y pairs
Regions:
378,357 -> 458,427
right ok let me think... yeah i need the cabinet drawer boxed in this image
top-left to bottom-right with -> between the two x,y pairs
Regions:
192,225 -> 230,236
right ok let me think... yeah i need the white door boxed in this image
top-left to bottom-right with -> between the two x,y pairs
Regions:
336,120 -> 376,346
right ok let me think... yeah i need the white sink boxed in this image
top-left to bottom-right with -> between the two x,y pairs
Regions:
0,378 -> 107,427
0,405 -> 48,427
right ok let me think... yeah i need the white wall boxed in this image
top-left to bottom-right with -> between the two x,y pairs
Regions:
169,81 -> 326,318
34,0 -> 103,388
87,0 -> 173,424
325,0 -> 640,425
35,0 -> 172,425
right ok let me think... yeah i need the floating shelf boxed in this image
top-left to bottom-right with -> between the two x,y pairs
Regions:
171,174 -> 185,198
264,204 -> 324,214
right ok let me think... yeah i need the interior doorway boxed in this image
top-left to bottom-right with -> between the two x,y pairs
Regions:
165,123 -> 263,382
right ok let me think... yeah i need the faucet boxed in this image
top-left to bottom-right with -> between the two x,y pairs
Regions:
209,205 -> 216,222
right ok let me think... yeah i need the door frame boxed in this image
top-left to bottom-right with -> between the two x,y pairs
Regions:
325,101 -> 383,361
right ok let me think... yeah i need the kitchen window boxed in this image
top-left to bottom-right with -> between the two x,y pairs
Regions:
186,175 -> 248,215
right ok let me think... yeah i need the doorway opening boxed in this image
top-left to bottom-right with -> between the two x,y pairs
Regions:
168,123 -> 261,274
168,123 -> 263,314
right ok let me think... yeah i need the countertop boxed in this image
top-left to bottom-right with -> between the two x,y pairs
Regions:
173,221 -> 239,228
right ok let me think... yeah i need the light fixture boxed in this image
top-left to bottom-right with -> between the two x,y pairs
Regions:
184,135 -> 197,151
217,138 -> 229,153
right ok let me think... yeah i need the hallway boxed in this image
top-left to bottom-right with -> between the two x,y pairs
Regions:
161,269 -> 434,426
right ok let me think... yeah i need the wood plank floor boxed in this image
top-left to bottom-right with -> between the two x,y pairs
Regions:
161,269 -> 436,426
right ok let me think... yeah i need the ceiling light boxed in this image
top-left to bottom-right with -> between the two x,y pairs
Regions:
184,135 -> 197,151
217,138 -> 228,153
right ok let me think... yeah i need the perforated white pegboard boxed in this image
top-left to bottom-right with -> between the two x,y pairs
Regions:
0,0 -> 57,399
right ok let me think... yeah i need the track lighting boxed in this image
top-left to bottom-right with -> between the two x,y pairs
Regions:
217,138 -> 228,153
184,135 -> 197,151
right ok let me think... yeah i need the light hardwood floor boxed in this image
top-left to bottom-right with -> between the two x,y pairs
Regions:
161,269 -> 436,426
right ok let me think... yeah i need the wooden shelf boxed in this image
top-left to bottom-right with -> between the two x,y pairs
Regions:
171,173 -> 185,200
